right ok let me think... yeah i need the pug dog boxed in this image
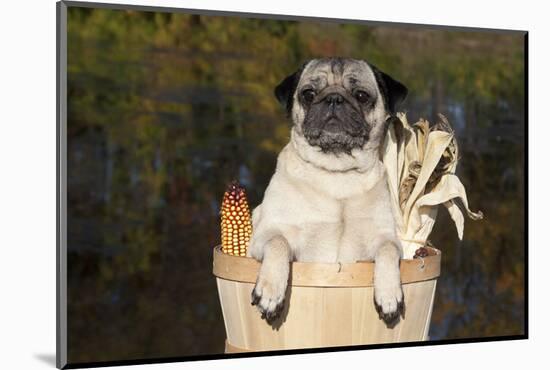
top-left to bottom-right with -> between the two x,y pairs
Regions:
248,57 -> 408,325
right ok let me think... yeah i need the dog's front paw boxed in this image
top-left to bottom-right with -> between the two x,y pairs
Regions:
251,268 -> 288,324
374,282 -> 404,324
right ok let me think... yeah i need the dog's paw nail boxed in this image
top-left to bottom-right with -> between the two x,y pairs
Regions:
397,299 -> 406,318
251,291 -> 261,306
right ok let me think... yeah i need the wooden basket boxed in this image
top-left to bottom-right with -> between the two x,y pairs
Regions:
213,246 -> 441,353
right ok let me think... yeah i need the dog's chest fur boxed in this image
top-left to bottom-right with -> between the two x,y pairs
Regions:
249,143 -> 395,263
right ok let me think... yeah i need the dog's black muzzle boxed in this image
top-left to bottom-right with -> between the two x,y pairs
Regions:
302,90 -> 370,153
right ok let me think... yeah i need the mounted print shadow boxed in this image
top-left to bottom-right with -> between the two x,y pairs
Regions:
57,1 -> 527,368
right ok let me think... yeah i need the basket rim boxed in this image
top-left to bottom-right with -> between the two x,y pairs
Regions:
212,246 -> 441,287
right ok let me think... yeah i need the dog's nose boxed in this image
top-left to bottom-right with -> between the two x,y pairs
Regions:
325,93 -> 344,106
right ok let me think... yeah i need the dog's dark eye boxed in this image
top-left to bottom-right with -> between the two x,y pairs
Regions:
354,90 -> 370,103
301,89 -> 316,103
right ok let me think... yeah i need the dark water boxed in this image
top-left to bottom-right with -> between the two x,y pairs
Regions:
66,8 -> 525,363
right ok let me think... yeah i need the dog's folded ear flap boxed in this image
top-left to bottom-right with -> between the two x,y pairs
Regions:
274,61 -> 309,116
369,64 -> 408,114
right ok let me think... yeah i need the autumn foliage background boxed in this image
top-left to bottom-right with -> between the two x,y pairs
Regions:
67,7 -> 525,363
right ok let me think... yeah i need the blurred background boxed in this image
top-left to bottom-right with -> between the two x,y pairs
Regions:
66,6 -> 525,363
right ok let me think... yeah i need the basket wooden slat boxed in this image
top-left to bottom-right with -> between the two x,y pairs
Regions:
213,246 -> 440,352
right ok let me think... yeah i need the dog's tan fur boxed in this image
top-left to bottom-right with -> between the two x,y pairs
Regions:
248,58 -> 406,323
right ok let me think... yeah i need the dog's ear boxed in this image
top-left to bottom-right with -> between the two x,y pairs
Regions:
369,64 -> 408,114
274,61 -> 309,116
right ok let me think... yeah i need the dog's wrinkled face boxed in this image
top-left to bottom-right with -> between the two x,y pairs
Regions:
275,58 -> 408,155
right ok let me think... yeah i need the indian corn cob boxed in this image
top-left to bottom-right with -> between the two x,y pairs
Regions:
220,181 -> 252,256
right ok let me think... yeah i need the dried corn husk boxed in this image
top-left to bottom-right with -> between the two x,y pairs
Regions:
382,113 -> 483,259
